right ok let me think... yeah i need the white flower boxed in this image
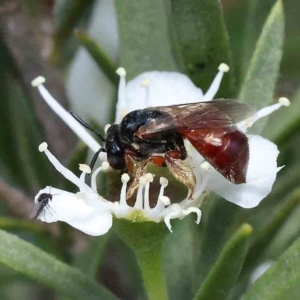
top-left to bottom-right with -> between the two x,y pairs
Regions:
31,64 -> 289,235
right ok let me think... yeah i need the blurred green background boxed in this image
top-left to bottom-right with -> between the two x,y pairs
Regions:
0,0 -> 299,299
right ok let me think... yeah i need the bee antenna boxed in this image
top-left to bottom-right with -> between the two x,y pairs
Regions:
69,112 -> 105,142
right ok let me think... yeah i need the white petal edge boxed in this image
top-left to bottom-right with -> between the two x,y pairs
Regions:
34,187 -> 113,236
206,135 -> 280,208
124,72 -> 203,112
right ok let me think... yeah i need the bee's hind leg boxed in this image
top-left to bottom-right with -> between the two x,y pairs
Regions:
164,150 -> 195,199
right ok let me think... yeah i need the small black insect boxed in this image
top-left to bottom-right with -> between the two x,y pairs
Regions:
70,99 -> 255,198
32,192 -> 55,219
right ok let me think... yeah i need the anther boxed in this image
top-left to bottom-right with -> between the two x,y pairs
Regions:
159,196 -> 171,206
279,97 -> 290,107
102,161 -> 110,170
116,67 -> 126,77
38,142 -> 48,152
218,63 -> 230,73
139,176 -> 147,186
121,173 -> 130,183
145,173 -> 154,182
31,76 -> 46,87
160,177 -> 168,187
79,164 -> 91,174
104,124 -> 111,133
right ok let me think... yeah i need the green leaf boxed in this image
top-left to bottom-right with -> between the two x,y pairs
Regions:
0,40 -> 54,191
114,219 -> 168,300
75,30 -> 118,85
0,229 -> 118,300
244,236 -> 300,300
163,218 -> 201,300
196,198 -> 241,284
243,189 -> 300,273
115,0 -> 178,79
74,234 -> 109,278
194,224 -> 252,300
263,87 -> 300,145
51,0 -> 95,64
168,0 -> 234,95
239,0 -> 285,133
230,189 -> 300,299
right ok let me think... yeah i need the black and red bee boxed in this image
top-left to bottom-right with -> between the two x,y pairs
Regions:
71,99 -> 255,198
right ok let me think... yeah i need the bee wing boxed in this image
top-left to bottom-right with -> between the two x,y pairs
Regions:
136,99 -> 255,138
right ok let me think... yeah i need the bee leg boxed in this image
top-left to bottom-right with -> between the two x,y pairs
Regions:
126,161 -> 149,199
164,150 -> 196,199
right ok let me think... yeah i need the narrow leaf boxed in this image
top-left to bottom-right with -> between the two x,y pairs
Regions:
168,0 -> 234,95
244,237 -> 300,300
194,224 -> 252,300
115,0 -> 178,78
0,230 -> 118,300
264,87 -> 300,145
74,234 -> 109,278
239,0 -> 285,132
51,0 -> 95,63
243,189 -> 300,273
75,30 -> 118,85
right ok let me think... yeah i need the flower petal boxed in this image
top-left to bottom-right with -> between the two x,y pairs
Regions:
205,135 -> 279,208
34,187 -> 113,236
125,71 -> 203,111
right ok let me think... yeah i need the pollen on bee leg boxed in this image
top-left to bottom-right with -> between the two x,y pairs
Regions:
202,63 -> 230,101
182,207 -> 202,224
252,97 -> 290,123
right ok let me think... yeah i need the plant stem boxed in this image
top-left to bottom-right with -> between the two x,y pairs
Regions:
114,218 -> 168,300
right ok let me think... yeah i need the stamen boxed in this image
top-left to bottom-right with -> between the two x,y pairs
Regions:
40,144 -> 83,188
182,207 -> 202,224
164,204 -> 181,233
32,77 -> 101,153
115,67 -> 127,122
202,63 -> 229,101
252,97 -> 290,124
143,173 -> 154,212
79,164 -> 91,174
150,177 -> 169,215
91,164 -> 103,191
141,79 -> 151,108
120,173 -> 130,207
134,176 -> 147,209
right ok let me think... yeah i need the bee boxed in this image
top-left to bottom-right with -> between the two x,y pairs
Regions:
32,191 -> 56,219
71,99 -> 255,198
